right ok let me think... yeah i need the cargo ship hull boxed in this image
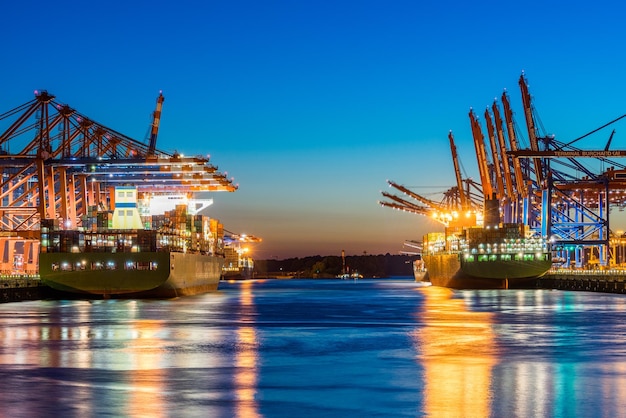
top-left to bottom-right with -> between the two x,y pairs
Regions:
40,252 -> 223,298
222,266 -> 253,280
422,253 -> 551,289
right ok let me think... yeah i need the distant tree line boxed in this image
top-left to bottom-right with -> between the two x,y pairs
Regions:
254,254 -> 415,278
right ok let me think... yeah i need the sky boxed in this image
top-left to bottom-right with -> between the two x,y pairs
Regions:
3,0 -> 626,259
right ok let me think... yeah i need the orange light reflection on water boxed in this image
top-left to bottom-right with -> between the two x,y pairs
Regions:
414,286 -> 497,417
234,281 -> 260,418
125,317 -> 167,418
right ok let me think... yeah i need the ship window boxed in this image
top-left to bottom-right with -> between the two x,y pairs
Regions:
125,261 -> 137,270
478,255 -> 489,262
126,210 -> 134,216
489,254 -> 498,261
106,261 -> 117,270
501,254 -> 512,261
465,255 -> 475,262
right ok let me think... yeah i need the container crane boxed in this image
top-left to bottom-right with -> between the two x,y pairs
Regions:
492,100 -> 516,202
484,108 -> 505,200
469,109 -> 493,200
501,90 -> 527,199
0,91 -> 238,232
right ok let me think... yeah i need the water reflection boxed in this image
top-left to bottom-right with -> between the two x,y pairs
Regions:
234,280 -> 260,418
3,281 -> 626,416
415,286 -> 496,417
416,288 -> 626,417
0,300 -> 171,417
126,317 -> 166,418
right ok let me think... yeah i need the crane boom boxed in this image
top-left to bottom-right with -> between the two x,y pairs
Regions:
484,108 -> 505,199
492,100 -> 515,200
378,200 -> 432,217
469,109 -> 493,199
148,91 -> 165,157
380,191 -> 431,212
502,90 -> 527,197
519,74 -> 544,185
448,131 -> 468,210
386,180 -> 444,209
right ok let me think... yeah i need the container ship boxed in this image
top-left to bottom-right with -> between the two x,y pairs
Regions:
220,232 -> 261,280
420,221 -> 552,289
221,245 -> 254,280
39,186 -> 225,298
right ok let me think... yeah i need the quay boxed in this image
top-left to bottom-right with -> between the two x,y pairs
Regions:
536,269 -> 626,294
0,270 -> 625,303
0,275 -> 52,303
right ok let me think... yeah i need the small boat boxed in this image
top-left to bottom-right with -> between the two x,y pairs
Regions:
413,259 -> 428,282
337,272 -> 363,280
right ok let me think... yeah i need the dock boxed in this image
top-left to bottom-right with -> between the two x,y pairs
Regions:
536,269 -> 626,294
0,276 -> 52,303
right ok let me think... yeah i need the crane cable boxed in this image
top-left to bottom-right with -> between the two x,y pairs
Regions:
560,113 -> 626,149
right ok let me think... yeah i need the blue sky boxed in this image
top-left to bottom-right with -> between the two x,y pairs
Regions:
3,0 -> 626,258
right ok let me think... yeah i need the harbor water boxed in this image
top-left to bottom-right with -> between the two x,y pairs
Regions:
0,278 -> 625,417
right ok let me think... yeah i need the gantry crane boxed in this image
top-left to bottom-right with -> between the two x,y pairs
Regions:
381,72 -> 626,270
0,91 -> 238,233
507,74 -> 626,268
